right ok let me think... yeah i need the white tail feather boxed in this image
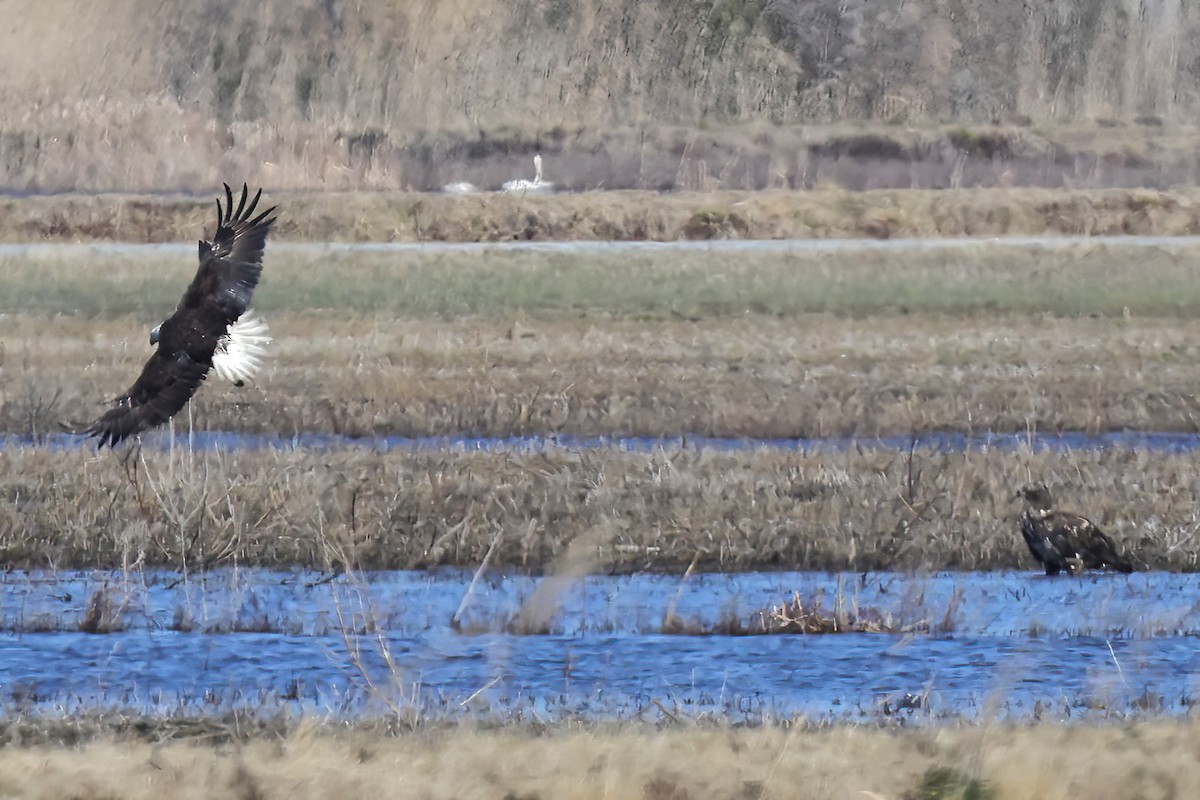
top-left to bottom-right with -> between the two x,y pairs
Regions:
213,310 -> 271,385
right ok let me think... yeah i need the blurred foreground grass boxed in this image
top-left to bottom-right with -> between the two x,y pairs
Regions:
0,719 -> 1197,800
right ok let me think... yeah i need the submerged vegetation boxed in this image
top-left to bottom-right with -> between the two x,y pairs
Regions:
663,586 -> 961,636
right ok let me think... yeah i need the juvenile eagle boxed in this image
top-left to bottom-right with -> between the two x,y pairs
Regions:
87,183 -> 276,448
1017,484 -> 1134,575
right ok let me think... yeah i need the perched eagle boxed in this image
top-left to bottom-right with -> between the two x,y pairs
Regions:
87,183 -> 277,448
1017,484 -> 1134,575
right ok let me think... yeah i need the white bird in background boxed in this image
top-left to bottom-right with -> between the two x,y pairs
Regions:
441,181 -> 479,195
502,153 -> 553,194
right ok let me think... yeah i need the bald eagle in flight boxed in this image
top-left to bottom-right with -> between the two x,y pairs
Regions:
1017,484 -> 1134,575
86,183 -> 277,448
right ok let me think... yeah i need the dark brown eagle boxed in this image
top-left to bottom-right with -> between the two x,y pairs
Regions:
87,183 -> 277,448
1017,484 -> 1134,576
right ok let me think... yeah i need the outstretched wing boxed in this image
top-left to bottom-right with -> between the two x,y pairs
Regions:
85,183 -> 276,447
86,350 -> 210,448
178,183 -> 277,323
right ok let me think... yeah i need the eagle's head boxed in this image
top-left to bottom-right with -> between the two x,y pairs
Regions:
149,323 -> 162,346
1017,483 -> 1054,512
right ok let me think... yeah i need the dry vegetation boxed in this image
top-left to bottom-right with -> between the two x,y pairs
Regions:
664,587 -> 960,636
1,440 -> 1194,573
15,308 -> 1200,439
3,239 -> 1200,572
6,185 -> 1200,243
5,1 -> 1200,192
2,720 -> 1200,799
5,0 -> 1200,776
7,240 -> 1200,440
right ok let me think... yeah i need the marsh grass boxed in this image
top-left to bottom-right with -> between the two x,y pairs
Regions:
10,1 -> 1200,194
661,574 -> 964,636
5,236 -> 1200,573
0,441 -> 1188,573
4,215 -> 1200,573
754,587 -> 955,636
6,186 -> 1200,244
9,237 -> 1200,320
9,221 -> 1200,449
8,309 -> 1200,441
0,719 -> 1198,799
8,241 -> 1200,444
662,590 -> 928,636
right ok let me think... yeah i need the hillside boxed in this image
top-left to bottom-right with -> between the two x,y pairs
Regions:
3,0 -> 1200,192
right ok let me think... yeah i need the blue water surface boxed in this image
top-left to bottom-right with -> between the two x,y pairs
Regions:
1,569 -> 1197,724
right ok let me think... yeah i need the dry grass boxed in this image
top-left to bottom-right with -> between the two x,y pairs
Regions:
663,586 -> 956,636
6,3 -> 1200,192
1,720 -> 1199,799
0,440 -> 1192,573
23,235 -> 1200,318
7,309 -> 1200,441
5,185 -> 1200,243
17,234 -> 1200,332
755,587 -> 958,636
3,238 -> 1200,572
8,239 -> 1200,445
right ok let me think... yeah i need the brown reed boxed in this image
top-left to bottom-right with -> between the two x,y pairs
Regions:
4,185 -> 1200,243
0,440 -> 1186,573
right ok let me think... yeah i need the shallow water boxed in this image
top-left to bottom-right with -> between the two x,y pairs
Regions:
3,569 -> 1198,723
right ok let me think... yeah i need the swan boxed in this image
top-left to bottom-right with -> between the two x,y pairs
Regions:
502,154 -> 553,193
441,181 -> 479,195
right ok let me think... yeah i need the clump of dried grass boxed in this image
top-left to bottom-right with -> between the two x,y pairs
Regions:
662,590 -> 899,635
756,591 -> 924,635
77,585 -> 127,634
662,578 -> 962,635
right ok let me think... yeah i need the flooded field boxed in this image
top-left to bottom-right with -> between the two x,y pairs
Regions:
4,233 -> 1200,737
2,568 -> 1196,724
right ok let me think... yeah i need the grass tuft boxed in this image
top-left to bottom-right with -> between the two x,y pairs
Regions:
907,767 -> 996,800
